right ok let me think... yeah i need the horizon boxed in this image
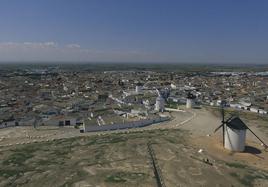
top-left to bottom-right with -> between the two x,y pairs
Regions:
0,0 -> 268,64
1,61 -> 268,67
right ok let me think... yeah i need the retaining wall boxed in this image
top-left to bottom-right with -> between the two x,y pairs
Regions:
84,117 -> 170,132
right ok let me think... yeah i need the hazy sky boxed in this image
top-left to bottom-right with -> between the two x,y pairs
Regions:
0,0 -> 268,63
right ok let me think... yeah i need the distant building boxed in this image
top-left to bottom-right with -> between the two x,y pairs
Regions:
135,82 -> 143,94
186,92 -> 195,109
155,95 -> 165,112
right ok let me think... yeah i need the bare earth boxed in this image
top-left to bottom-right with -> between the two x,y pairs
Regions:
0,108 -> 268,187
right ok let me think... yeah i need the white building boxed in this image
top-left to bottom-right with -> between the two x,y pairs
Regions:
135,83 -> 143,94
170,83 -> 177,89
224,117 -> 247,152
186,92 -> 195,109
155,96 -> 165,112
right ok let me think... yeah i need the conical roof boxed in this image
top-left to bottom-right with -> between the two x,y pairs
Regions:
226,116 -> 248,130
136,82 -> 143,86
186,92 -> 195,99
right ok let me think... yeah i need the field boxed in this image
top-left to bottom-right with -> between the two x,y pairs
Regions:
1,127 -> 268,187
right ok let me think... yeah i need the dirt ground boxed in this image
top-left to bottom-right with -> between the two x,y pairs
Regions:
192,135 -> 268,171
2,129 -> 266,187
0,108 -> 268,186
178,107 -> 268,172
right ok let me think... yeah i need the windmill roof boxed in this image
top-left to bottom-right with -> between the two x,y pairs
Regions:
186,92 -> 195,99
226,116 -> 248,130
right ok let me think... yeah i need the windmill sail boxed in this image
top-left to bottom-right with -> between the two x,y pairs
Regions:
214,124 -> 223,133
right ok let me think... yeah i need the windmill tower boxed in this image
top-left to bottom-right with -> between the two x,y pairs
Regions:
155,89 -> 165,112
135,82 -> 143,94
224,117 -> 247,151
214,101 -> 268,152
186,92 -> 195,109
33,115 -> 42,129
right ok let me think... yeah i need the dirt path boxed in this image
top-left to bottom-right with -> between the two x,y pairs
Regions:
0,110 -> 196,148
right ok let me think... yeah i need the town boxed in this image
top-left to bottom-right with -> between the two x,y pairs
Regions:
1,0 -> 268,186
1,64 -> 268,186
1,65 -> 268,130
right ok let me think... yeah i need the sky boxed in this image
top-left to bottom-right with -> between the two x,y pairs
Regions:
0,0 -> 267,64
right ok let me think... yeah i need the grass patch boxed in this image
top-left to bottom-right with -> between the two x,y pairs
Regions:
86,138 -> 98,145
105,172 -> 146,183
0,169 -> 23,178
3,152 -> 33,166
85,135 -> 127,145
35,159 -> 61,166
229,172 -> 268,187
60,170 -> 88,187
53,148 -> 70,156
164,137 -> 177,144
105,175 -> 127,183
109,136 -> 127,143
226,162 -> 247,169
166,102 -> 178,109
94,149 -> 105,160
